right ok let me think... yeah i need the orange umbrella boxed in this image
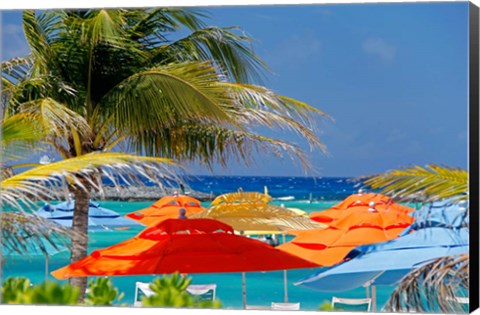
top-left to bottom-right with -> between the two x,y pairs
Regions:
309,192 -> 414,224
277,225 -> 407,267
125,194 -> 206,226
51,218 -> 318,308
277,197 -> 415,267
326,204 -> 414,230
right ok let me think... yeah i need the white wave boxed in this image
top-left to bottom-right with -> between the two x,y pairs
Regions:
274,196 -> 295,201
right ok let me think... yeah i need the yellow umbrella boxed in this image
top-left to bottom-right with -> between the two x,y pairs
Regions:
192,191 -> 323,232
191,189 -> 326,305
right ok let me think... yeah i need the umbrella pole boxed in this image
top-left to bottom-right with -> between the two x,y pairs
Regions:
242,272 -> 247,309
45,255 -> 49,282
283,270 -> 288,303
372,285 -> 377,312
282,233 -> 288,303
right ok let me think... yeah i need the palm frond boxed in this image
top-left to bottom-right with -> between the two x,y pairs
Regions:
221,82 -> 332,121
363,165 -> 468,203
22,10 -> 63,73
1,113 -> 44,161
17,97 -> 90,141
69,9 -> 128,47
127,125 -> 314,173
1,152 -> 179,212
153,26 -> 270,83
1,57 -> 33,83
384,254 -> 469,313
1,212 -> 75,257
236,108 -> 328,153
101,61 -> 238,132
128,8 -> 208,44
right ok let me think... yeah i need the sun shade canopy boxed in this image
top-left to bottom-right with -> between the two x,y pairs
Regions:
125,195 -> 205,226
309,193 -> 414,224
191,191 -> 326,232
51,218 -> 319,279
36,200 -> 143,231
295,227 -> 469,291
277,192 -> 415,266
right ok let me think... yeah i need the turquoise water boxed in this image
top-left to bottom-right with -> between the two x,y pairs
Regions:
2,200 -> 396,311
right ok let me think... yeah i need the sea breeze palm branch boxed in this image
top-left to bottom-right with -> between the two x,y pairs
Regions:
17,98 -> 89,137
1,113 -> 44,161
363,165 -> 468,203
100,61 -> 239,132
384,254 -> 469,313
1,152 -> 179,212
1,57 -> 33,87
127,126 -> 313,171
234,108 -> 328,153
219,82 -> 331,120
1,212 -> 75,256
152,26 -> 270,83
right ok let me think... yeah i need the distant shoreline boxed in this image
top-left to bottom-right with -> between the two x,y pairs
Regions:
90,186 -> 215,202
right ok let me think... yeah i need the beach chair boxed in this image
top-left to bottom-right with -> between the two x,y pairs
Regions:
271,302 -> 301,310
133,281 -> 217,306
186,283 -> 217,301
331,297 -> 372,312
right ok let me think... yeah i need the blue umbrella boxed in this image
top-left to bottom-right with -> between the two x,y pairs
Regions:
36,200 -> 144,231
295,227 -> 469,311
402,200 -> 468,233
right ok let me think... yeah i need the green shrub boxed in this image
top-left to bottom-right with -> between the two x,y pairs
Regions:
318,300 -> 336,311
1,277 -> 80,305
85,277 -> 124,306
141,272 -> 222,309
1,277 -> 31,304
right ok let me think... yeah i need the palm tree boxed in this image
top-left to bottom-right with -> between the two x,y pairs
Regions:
1,113 -> 178,256
363,164 -> 469,313
2,8 -> 330,297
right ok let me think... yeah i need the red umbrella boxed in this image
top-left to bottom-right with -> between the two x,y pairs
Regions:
51,218 -> 318,308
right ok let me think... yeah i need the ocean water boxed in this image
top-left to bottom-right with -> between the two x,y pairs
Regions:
2,176 -> 397,311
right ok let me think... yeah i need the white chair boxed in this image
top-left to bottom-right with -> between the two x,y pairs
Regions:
331,297 -> 372,312
186,283 -> 217,301
271,302 -> 301,311
133,281 -> 217,306
134,282 -> 154,306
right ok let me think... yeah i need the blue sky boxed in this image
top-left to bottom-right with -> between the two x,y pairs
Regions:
1,2 -> 470,177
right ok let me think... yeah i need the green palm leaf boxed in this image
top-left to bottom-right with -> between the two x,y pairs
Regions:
1,114 -> 44,161
101,61 -> 238,132
1,212 -> 74,256
363,164 -> 468,203
128,125 -> 313,172
1,152 -> 178,212
154,26 -> 270,83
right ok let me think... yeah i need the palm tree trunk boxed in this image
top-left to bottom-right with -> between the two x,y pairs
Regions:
69,178 -> 92,302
